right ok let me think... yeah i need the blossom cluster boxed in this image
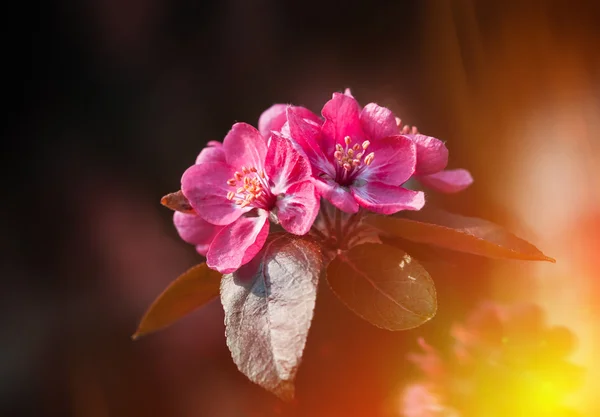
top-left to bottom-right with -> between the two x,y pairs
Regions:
169,89 -> 472,274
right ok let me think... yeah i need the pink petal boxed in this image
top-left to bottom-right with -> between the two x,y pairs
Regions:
173,212 -> 224,256
196,141 -> 226,164
360,135 -> 417,185
276,181 -> 320,235
408,134 -> 449,175
314,179 -> 359,213
181,162 -> 245,226
294,106 -> 323,125
223,123 -> 267,171
351,182 -> 425,214
258,104 -> 287,139
418,168 -> 473,193
321,93 -> 366,156
286,107 -> 333,177
259,104 -> 321,140
265,134 -> 312,194
360,103 -> 400,140
343,88 -> 354,98
207,214 -> 270,274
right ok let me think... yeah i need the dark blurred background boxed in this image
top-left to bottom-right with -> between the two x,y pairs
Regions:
3,1 -> 600,416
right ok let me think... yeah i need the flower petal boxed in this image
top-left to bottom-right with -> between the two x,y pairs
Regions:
196,141 -> 226,164
351,182 -> 425,214
223,122 -> 267,171
276,181 -> 320,235
314,178 -> 359,213
418,169 -> 473,193
260,105 -> 322,140
258,104 -> 288,139
360,103 -> 400,140
173,212 -> 224,255
181,162 -> 245,226
321,93 -> 365,156
207,214 -> 270,273
286,107 -> 333,176
265,134 -> 312,194
361,135 -> 417,185
408,134 -> 449,175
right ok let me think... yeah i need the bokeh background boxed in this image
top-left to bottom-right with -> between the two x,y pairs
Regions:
4,1 -> 600,416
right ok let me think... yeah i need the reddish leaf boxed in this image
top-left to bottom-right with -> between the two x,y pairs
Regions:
327,243 -> 437,331
133,263 -> 221,339
160,190 -> 195,214
365,208 -> 555,262
220,233 -> 323,400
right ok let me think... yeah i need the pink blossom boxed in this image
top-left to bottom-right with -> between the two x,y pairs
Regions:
181,123 -> 319,273
406,133 -> 473,193
286,92 -> 424,214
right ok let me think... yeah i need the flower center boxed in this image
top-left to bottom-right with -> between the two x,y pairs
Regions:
226,166 -> 275,210
332,136 -> 374,185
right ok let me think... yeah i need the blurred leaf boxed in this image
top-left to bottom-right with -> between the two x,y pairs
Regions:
133,263 -> 221,339
221,233 -> 323,400
327,243 -> 436,330
365,208 -> 555,262
544,326 -> 577,357
160,190 -> 195,214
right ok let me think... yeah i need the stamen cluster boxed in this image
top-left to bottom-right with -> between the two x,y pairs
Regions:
226,167 -> 272,209
333,136 -> 374,172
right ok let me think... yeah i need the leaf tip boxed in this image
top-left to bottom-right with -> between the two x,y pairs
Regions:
131,331 -> 144,341
274,383 -> 296,402
161,190 -> 195,214
544,255 -> 557,263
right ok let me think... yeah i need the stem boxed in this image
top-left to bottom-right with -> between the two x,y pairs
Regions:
320,202 -> 334,235
341,208 -> 363,237
310,226 -> 327,241
334,207 -> 343,242
340,210 -> 368,249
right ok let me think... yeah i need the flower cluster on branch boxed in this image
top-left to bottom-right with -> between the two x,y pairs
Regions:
171,89 -> 472,273
136,89 -> 552,400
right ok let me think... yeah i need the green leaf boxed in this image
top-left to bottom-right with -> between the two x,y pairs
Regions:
221,234 -> 324,400
365,208 -> 555,262
132,263 -> 221,339
327,243 -> 437,331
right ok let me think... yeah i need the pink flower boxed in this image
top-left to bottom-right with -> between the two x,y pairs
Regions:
407,133 -> 473,193
286,92 -> 425,214
181,123 -> 319,273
